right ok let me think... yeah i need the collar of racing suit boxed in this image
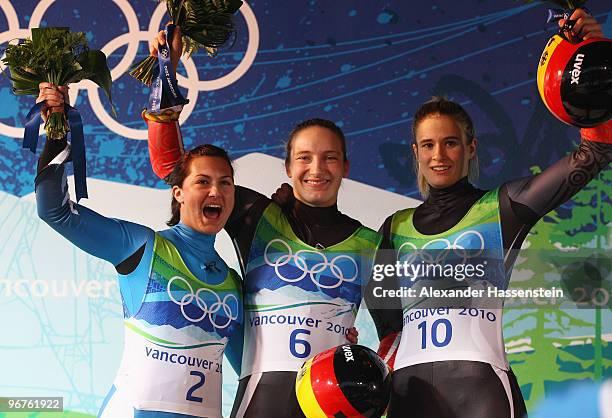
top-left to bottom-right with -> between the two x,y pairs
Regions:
414,177 -> 487,235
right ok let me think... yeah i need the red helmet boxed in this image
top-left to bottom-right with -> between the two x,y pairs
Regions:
537,35 -> 612,127
295,344 -> 391,418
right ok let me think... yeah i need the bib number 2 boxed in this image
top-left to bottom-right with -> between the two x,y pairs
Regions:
417,319 -> 452,349
186,371 -> 205,403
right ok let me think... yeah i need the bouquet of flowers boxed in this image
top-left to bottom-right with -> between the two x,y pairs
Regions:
2,27 -> 114,139
130,0 -> 243,86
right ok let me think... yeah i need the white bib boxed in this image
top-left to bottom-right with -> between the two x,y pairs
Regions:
241,298 -> 355,377
394,306 -> 508,371
113,325 -> 225,417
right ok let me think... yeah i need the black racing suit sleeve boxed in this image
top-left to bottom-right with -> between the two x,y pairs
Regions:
225,185 -> 271,273
500,139 -> 612,267
364,214 -> 404,342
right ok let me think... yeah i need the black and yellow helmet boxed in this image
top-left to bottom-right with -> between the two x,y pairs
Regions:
537,35 -> 611,127
295,344 -> 391,418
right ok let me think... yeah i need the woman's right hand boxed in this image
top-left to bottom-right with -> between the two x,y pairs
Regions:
271,183 -> 295,208
149,25 -> 183,75
36,82 -> 69,123
558,8 -> 604,42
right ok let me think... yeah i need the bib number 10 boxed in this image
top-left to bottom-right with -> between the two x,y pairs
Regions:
417,319 -> 452,349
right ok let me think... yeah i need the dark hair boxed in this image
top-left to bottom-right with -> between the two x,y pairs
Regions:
166,144 -> 234,226
411,97 -> 479,197
285,118 -> 348,165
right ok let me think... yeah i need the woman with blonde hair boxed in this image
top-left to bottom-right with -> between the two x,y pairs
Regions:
380,24 -> 611,415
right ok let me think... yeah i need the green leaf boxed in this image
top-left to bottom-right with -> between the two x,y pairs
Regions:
77,49 -> 116,117
130,0 -> 242,86
31,27 -> 69,49
9,67 -> 40,82
7,71 -> 40,94
2,26 -> 116,134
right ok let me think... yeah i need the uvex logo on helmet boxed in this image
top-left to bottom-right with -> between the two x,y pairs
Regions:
342,345 -> 355,362
570,53 -> 585,84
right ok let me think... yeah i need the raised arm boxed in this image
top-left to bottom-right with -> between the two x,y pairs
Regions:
500,123 -> 612,253
36,83 -> 152,269
144,112 -> 185,180
144,108 -> 269,262
143,28 -> 271,265
36,135 -> 153,270
499,8 -> 610,253
142,26 -> 186,180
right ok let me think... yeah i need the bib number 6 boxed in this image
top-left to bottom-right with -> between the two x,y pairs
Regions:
290,328 -> 311,358
417,319 -> 452,349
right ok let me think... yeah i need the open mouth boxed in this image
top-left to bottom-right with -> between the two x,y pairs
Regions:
431,166 -> 451,173
203,204 -> 222,219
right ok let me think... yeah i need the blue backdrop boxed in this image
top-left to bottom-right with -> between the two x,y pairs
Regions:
0,0 -> 609,197
0,1 -> 610,417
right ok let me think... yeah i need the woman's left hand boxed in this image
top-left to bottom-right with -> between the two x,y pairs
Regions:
345,327 -> 359,344
36,82 -> 69,122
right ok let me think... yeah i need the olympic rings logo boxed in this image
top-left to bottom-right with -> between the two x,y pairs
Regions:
263,238 -> 359,289
167,276 -> 239,329
160,46 -> 169,60
397,230 -> 485,265
0,0 -> 259,139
